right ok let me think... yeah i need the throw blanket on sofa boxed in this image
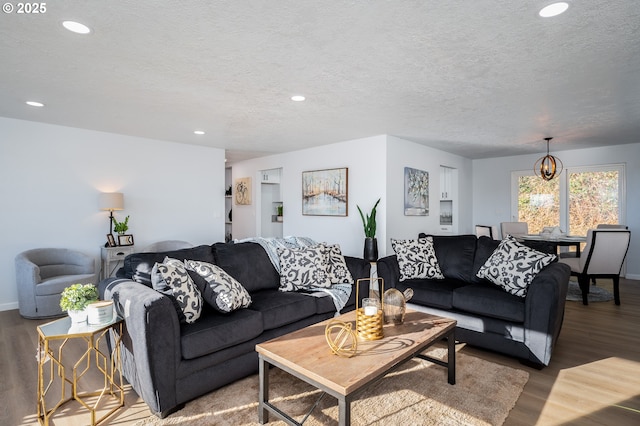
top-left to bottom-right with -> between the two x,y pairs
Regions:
237,236 -> 352,313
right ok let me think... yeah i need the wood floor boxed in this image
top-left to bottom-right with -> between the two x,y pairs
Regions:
2,278 -> 639,425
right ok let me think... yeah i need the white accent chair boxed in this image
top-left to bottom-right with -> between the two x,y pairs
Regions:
15,248 -> 97,318
500,222 -> 528,239
143,240 -> 194,252
559,229 -> 631,305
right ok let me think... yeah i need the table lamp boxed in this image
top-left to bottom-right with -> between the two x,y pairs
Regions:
99,192 -> 124,237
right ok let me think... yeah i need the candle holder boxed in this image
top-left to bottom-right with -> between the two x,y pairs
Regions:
355,278 -> 384,340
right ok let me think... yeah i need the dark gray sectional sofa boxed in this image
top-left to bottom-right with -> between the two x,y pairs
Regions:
377,234 -> 571,368
98,241 -> 371,418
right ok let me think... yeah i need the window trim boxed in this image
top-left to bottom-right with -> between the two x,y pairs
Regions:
511,163 -> 626,234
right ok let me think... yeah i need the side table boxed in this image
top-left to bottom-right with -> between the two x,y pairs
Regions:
100,245 -> 134,279
36,316 -> 125,425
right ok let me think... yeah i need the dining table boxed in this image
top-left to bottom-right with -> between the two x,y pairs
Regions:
519,234 -> 587,257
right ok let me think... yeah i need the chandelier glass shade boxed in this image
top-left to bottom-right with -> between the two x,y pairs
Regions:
534,137 -> 563,181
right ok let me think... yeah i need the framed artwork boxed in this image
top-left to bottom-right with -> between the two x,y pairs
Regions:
106,234 -> 116,247
234,177 -> 252,205
118,234 -> 135,246
302,167 -> 348,216
404,167 -> 429,216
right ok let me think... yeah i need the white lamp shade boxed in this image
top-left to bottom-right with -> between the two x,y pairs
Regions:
99,192 -> 124,211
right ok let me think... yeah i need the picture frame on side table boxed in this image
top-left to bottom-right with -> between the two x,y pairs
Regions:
106,234 -> 116,247
118,234 -> 134,246
302,167 -> 348,216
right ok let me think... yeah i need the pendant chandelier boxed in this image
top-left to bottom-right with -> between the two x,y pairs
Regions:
534,137 -> 563,181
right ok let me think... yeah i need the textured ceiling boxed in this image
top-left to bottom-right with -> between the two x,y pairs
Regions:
1,1 -> 639,163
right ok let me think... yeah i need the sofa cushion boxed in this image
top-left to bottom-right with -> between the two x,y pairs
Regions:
180,308 -> 263,360
314,294 -> 337,314
476,236 -> 557,297
184,260 -> 252,313
151,259 -> 203,324
213,242 -> 280,292
391,237 -> 444,281
431,234 -> 478,282
452,284 -> 525,323
394,278 -> 468,309
248,289 -> 319,330
120,245 -> 215,286
277,245 -> 332,291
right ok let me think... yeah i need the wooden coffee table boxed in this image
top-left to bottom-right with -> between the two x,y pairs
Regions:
256,309 -> 456,425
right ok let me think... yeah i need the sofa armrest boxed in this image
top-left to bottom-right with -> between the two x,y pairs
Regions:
376,255 -> 400,289
101,279 -> 181,416
523,262 -> 571,365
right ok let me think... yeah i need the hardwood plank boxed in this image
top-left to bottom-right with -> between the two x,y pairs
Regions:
1,278 -> 639,425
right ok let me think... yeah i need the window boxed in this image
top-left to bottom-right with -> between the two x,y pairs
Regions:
512,164 -> 625,236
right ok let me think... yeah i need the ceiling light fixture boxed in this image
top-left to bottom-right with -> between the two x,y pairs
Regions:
26,101 -> 44,107
194,130 -> 205,135
534,137 -> 563,181
291,95 -> 305,102
539,2 -> 569,18
62,20 -> 91,34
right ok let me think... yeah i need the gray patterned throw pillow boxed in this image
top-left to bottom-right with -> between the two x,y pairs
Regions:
184,260 -> 251,313
391,237 -> 444,281
277,245 -> 332,291
151,258 -> 203,324
321,243 -> 354,284
476,235 -> 557,297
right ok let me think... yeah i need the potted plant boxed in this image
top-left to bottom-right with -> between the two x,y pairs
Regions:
60,283 -> 99,322
357,198 -> 381,262
112,215 -> 130,235
276,204 -> 283,222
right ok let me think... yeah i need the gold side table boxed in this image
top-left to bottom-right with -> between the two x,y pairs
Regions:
36,316 -> 124,425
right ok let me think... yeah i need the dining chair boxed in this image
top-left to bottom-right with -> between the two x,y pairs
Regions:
475,225 -> 495,239
500,222 -> 528,239
597,224 -> 628,229
558,229 -> 631,305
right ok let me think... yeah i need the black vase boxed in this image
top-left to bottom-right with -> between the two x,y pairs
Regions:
363,237 -> 378,262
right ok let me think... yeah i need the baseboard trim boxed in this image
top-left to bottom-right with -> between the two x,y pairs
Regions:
625,273 -> 640,281
0,302 -> 19,312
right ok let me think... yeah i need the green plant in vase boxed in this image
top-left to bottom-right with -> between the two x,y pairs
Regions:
112,215 -> 130,235
60,283 -> 99,322
357,198 -> 381,262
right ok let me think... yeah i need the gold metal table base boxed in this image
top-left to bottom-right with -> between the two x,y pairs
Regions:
36,317 -> 124,426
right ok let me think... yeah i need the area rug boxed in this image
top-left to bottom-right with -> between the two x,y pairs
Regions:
134,348 -> 529,426
566,280 -> 614,302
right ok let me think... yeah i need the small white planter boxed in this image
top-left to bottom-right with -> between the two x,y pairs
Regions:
68,309 -> 88,323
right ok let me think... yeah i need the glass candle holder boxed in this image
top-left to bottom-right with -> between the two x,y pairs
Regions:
362,298 -> 380,316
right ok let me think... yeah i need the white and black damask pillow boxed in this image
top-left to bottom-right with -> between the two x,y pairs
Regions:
321,243 -> 354,284
151,258 -> 203,324
277,245 -> 332,292
476,235 -> 557,297
184,259 -> 251,313
392,237 -> 444,282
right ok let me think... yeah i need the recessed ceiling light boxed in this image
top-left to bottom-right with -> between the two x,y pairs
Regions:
26,101 -> 44,107
539,2 -> 569,18
194,130 -> 205,135
291,95 -> 306,102
62,20 -> 91,34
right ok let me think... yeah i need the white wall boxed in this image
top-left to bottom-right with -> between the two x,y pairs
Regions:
0,117 -> 225,311
231,135 -> 387,258
385,136 -> 473,254
230,134 -> 474,258
472,143 -> 640,279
